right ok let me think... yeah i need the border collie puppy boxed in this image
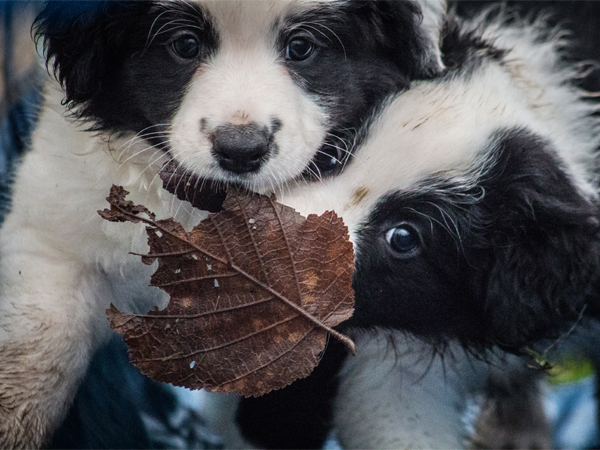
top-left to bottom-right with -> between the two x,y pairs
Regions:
213,10 -> 600,449
0,1 -> 447,447
280,9 -> 600,354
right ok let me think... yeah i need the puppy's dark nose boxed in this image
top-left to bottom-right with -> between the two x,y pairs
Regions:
212,124 -> 271,174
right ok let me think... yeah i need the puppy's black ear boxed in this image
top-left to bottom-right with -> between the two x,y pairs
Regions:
397,0 -> 446,77
34,1 -> 137,106
350,0 -> 446,78
477,130 -> 600,350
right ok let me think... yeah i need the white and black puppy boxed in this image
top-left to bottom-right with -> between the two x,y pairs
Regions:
0,0 -> 447,447
215,10 -> 600,449
280,9 -> 600,350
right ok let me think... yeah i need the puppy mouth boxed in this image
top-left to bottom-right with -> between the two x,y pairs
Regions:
159,160 -> 227,213
160,140 -> 335,211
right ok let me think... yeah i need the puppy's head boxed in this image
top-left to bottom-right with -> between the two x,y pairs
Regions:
348,129 -> 600,351
34,0 -> 445,194
279,14 -> 600,351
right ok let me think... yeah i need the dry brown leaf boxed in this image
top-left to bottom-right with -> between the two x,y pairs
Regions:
159,160 -> 226,213
99,185 -> 355,396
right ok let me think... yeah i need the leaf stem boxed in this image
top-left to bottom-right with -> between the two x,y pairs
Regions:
229,261 -> 356,355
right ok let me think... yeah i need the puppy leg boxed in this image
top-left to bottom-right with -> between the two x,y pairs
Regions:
0,247 -> 110,448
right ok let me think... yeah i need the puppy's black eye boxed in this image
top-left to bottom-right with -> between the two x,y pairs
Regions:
385,226 -> 420,255
286,38 -> 314,61
307,144 -> 344,179
172,35 -> 200,59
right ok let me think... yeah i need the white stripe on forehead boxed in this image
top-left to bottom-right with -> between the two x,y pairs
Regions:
196,0 -> 445,65
197,0 -> 326,45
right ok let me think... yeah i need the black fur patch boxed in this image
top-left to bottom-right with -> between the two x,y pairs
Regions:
440,15 -> 506,72
348,129 -> 600,351
283,1 -> 441,179
235,339 -> 348,450
34,0 -> 217,133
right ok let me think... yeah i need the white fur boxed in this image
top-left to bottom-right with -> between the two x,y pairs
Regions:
0,84 -> 207,446
202,393 -> 255,450
333,332 -> 491,449
171,1 -> 329,193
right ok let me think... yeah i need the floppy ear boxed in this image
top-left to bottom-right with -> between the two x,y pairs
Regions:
349,0 -> 446,78
477,130 -> 600,350
34,1 -> 139,106
406,0 -> 446,75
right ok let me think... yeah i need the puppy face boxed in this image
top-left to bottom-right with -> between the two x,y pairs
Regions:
35,0 -> 444,194
279,16 -> 600,350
